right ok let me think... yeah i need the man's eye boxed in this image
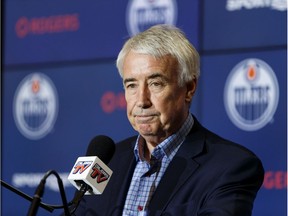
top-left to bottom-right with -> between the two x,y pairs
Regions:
150,81 -> 164,88
151,82 -> 160,86
126,83 -> 136,89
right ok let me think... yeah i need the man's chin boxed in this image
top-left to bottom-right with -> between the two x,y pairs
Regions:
137,129 -> 154,137
136,124 -> 154,135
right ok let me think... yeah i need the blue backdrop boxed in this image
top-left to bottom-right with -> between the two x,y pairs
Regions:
2,0 -> 287,215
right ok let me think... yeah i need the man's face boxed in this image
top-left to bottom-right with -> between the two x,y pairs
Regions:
122,51 -> 195,144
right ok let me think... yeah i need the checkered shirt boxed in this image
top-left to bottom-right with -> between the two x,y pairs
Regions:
122,114 -> 194,216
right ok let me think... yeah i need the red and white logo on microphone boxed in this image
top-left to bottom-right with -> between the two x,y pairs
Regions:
68,156 -> 113,195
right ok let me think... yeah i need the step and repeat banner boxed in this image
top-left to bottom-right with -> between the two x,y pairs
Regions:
200,1 -> 287,216
2,0 -> 287,215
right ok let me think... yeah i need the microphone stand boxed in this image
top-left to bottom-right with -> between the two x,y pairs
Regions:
1,180 -> 54,213
27,170 -> 71,216
2,173 -> 76,215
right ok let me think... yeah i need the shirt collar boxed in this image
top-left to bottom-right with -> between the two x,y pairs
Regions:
133,113 -> 194,162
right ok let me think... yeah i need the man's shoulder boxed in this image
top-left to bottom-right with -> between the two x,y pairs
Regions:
190,117 -> 261,160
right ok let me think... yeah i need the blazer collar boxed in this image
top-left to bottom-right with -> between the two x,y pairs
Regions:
177,116 -> 206,159
148,117 -> 206,214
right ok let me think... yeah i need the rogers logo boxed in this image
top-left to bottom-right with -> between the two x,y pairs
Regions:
101,91 -> 126,113
15,14 -> 80,38
262,171 -> 287,190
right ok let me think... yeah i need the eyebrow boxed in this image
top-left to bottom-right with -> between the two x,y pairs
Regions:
123,72 -> 166,85
123,78 -> 136,85
148,73 -> 166,80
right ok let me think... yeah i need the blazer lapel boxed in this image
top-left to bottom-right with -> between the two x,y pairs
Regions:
148,119 -> 206,215
108,139 -> 137,215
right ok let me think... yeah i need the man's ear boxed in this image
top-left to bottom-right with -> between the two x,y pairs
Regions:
185,79 -> 197,103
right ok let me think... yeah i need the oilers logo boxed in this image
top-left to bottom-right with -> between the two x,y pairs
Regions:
126,0 -> 177,36
224,59 -> 279,131
13,73 -> 58,140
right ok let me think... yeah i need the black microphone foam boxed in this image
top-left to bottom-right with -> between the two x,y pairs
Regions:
85,135 -> 115,164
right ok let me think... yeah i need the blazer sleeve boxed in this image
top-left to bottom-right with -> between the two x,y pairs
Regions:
197,155 -> 264,216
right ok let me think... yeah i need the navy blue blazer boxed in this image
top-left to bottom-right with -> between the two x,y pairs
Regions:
74,117 -> 264,216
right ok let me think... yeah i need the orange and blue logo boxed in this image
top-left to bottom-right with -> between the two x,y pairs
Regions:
126,0 -> 177,36
224,58 -> 279,131
13,73 -> 58,139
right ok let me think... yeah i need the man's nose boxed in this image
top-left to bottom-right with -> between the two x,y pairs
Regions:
136,85 -> 152,108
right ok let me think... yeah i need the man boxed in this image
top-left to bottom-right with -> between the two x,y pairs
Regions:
75,24 -> 264,216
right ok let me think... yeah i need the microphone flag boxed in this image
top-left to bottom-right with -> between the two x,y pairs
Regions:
68,156 -> 113,195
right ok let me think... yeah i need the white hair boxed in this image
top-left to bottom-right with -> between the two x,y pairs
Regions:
116,24 -> 200,86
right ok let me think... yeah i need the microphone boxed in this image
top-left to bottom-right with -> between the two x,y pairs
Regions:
67,135 -> 115,213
